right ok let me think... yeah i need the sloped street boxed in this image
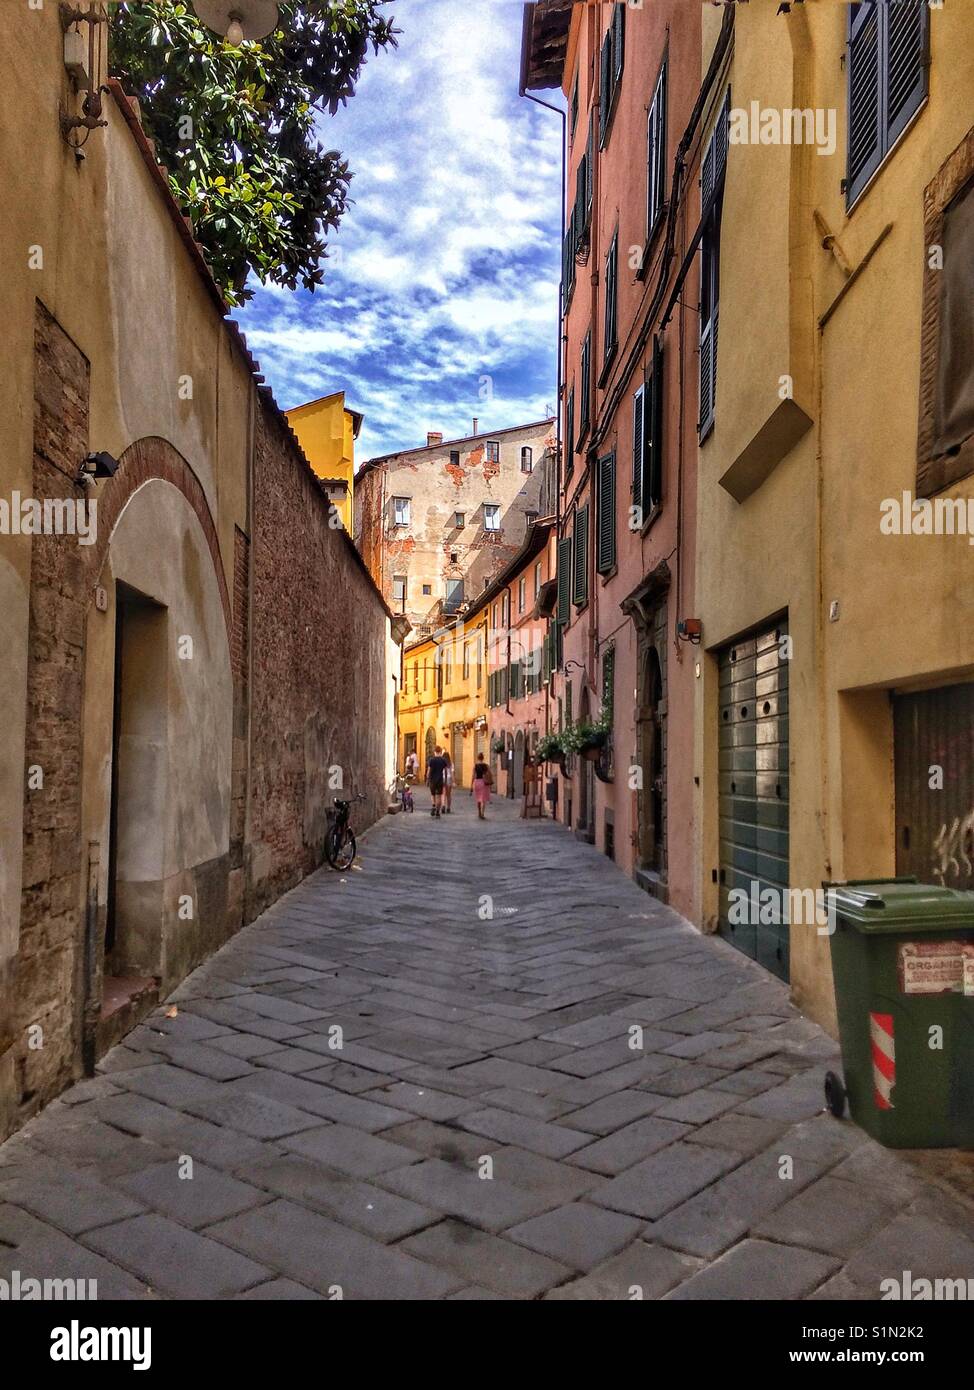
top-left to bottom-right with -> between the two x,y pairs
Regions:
2,793 -> 973,1301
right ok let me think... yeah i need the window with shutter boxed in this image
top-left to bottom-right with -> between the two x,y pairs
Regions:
557,536 -> 572,624
586,113 -> 595,221
598,30 -> 612,145
572,506 -> 589,606
603,233 -> 618,365
648,61 -> 667,236
846,1 -> 928,209
645,337 -> 664,512
597,453 -> 616,575
579,331 -> 591,441
632,384 -> 645,514
613,3 -> 625,83
565,385 -> 575,482
699,92 -> 730,440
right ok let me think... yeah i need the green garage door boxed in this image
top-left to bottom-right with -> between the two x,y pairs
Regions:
718,621 -> 790,980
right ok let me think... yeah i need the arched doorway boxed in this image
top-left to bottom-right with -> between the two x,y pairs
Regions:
637,645 -> 665,872
425,726 -> 436,773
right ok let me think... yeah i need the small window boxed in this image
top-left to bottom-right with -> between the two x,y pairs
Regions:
454,511 -> 465,528
392,575 -> 407,604
450,550 -> 458,563
525,510 -> 538,529
518,576 -> 526,614
422,583 -> 432,596
393,496 -> 411,527
521,446 -> 533,473
534,559 -> 542,598
450,449 -> 461,465
484,504 -> 501,532
485,441 -> 500,464
463,644 -> 471,679
444,578 -> 464,614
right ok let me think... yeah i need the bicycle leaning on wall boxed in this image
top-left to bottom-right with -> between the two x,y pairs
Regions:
324,793 -> 367,870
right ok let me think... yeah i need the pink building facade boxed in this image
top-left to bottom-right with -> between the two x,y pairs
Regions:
522,0 -> 709,917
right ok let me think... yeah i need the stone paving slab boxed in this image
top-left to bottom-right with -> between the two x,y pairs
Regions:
1,790 -> 972,1299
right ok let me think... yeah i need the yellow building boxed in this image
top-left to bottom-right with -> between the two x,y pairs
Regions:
399,610 -> 490,788
286,391 -> 363,533
694,1 -> 974,1031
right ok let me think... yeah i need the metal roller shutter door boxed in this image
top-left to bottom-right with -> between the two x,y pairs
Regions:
718,621 -> 790,981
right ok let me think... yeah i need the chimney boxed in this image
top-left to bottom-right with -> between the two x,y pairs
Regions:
427,431 -> 443,448
472,418 -> 478,436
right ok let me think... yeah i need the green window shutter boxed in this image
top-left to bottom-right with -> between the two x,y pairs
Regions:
556,535 -> 572,623
599,30 -> 612,144
576,157 -> 587,236
604,235 -> 617,361
612,2 -> 625,84
597,453 -> 616,574
565,386 -> 575,481
632,383 -> 645,513
645,338 -> 664,511
586,112 -> 595,220
579,332 -> 591,437
572,506 -> 589,606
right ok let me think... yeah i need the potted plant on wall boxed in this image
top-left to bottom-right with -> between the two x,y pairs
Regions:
565,716 -> 610,763
490,735 -> 507,757
536,730 -> 566,771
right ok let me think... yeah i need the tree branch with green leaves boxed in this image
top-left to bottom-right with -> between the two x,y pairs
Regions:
110,1 -> 398,304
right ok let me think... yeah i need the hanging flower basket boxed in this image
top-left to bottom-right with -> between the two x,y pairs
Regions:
490,735 -> 506,756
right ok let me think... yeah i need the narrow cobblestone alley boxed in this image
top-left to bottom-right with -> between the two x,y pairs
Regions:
2,793 -> 973,1301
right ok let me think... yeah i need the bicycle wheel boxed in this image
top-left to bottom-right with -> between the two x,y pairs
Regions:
328,826 -> 356,870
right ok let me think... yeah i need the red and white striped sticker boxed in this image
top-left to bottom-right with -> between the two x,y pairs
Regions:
870,1012 -> 895,1110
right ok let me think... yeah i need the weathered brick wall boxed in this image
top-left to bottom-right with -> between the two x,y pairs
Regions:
18,302 -> 91,1112
246,403 -> 390,919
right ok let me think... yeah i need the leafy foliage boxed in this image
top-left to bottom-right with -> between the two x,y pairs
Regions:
110,1 -> 398,304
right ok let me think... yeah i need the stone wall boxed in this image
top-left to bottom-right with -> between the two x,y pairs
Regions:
246,402 -> 391,920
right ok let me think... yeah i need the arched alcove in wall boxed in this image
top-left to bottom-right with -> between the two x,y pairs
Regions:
81,441 -> 234,1006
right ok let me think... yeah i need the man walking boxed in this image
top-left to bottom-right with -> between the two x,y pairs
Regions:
426,745 -> 448,818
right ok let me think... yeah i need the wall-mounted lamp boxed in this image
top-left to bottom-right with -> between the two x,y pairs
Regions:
76,451 -> 119,487
192,1 -> 280,44
60,3 -> 109,150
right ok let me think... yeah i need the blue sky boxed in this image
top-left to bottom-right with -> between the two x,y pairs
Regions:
236,0 -> 562,463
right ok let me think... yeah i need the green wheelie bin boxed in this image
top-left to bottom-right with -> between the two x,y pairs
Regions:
824,877 -> 974,1149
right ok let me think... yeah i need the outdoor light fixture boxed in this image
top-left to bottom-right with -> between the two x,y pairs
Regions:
76,451 -> 120,487
192,1 -> 280,43
60,3 -> 110,149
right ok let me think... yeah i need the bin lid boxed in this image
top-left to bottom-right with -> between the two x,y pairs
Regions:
824,877 -> 974,933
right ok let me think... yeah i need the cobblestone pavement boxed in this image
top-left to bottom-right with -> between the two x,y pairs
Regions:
2,790 -> 974,1300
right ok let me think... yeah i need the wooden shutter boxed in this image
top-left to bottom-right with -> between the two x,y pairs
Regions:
580,332 -> 591,434
599,31 -> 612,144
612,3 -> 625,84
646,338 -> 664,510
847,2 -> 881,204
885,1 -> 928,148
557,536 -> 572,623
573,506 -> 589,605
565,385 -> 575,474
597,453 -> 616,574
576,158 -> 587,235
604,235 -> 617,359
586,113 -> 595,220
632,384 -> 645,512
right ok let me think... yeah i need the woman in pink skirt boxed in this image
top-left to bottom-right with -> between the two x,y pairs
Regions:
471,752 -> 492,819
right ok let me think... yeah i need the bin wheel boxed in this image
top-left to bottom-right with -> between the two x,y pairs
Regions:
824,1070 -> 846,1119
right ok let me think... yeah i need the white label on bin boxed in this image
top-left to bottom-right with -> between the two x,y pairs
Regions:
964,944 -> 974,997
898,941 -> 965,995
